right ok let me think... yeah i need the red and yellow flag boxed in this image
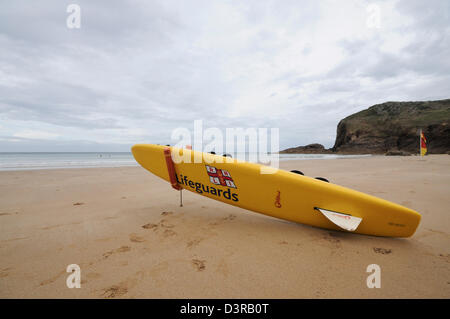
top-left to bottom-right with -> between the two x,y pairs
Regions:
420,131 -> 427,156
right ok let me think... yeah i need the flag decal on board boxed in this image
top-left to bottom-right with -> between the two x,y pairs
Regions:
420,130 -> 427,156
205,165 -> 237,188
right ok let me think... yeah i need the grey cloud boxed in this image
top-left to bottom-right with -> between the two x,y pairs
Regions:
0,0 -> 448,151
331,1 -> 450,81
0,135 -> 134,152
396,0 -> 450,30
0,1 -> 177,49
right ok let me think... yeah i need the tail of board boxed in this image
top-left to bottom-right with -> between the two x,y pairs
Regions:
132,144 -> 421,237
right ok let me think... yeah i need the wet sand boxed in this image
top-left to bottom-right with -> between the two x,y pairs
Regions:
0,155 -> 449,298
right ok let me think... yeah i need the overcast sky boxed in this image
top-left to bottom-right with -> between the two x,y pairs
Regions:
0,0 -> 449,152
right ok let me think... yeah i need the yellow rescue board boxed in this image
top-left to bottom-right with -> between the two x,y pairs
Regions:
132,144 -> 421,237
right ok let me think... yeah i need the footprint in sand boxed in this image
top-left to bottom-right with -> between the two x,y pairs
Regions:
163,229 -> 177,237
41,224 -> 63,230
102,271 -> 145,298
2,236 -> 29,242
161,211 -> 173,216
192,259 -> 206,271
438,254 -> 450,263
0,267 -> 12,278
223,214 -> 237,221
187,238 -> 204,248
160,219 -> 175,228
373,247 -> 392,254
142,223 -> 158,230
209,214 -> 237,226
39,269 -> 66,286
142,219 -> 175,232
279,241 -> 289,245
73,202 -> 84,206
322,232 -> 341,246
129,233 -> 146,243
102,284 -> 128,298
0,212 -> 19,216
102,246 -> 131,259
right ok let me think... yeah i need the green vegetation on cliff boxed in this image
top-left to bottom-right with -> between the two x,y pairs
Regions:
333,99 -> 450,154
281,99 -> 450,154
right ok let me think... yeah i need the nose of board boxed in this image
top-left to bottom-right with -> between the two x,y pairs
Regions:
131,144 -> 172,181
131,144 -> 147,167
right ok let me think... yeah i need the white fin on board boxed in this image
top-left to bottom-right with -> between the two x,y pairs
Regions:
316,208 -> 362,232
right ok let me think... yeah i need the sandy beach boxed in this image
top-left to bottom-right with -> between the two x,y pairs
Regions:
0,155 -> 449,298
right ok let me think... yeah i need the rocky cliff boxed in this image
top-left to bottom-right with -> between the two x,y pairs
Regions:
281,99 -> 450,154
280,143 -> 332,154
332,99 -> 450,154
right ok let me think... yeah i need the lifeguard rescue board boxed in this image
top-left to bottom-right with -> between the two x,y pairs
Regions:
131,144 -> 421,237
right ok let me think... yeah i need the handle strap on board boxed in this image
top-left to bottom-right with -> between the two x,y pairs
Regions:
164,147 -> 182,190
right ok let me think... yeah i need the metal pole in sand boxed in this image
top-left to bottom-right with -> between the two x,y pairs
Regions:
180,190 -> 183,207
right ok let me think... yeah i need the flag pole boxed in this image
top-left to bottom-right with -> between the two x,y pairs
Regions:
419,128 -> 422,156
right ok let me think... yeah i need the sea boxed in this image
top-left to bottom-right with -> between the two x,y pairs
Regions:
0,152 -> 371,171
